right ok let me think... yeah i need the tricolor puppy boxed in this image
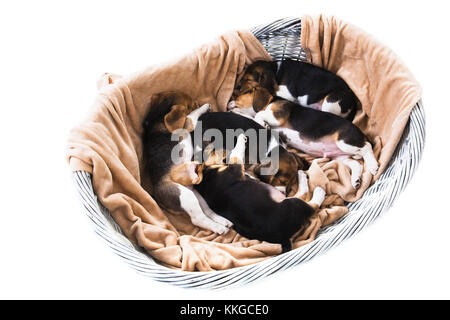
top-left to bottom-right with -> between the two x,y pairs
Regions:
194,133 -> 326,252
192,111 -> 309,195
142,91 -> 232,234
253,99 -> 379,189
229,60 -> 359,120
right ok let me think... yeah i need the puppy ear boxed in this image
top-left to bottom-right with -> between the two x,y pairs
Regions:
170,162 -> 202,186
285,174 -> 299,197
164,104 -> 188,133
259,61 -> 278,94
253,158 -> 274,182
240,80 -> 259,94
289,150 -> 309,171
252,87 -> 273,112
270,61 -> 278,74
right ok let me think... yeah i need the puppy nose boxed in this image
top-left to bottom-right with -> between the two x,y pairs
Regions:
227,101 -> 236,110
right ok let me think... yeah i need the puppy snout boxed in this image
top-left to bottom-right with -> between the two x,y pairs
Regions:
227,101 -> 236,110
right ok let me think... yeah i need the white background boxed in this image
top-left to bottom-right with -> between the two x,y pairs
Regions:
1,0 -> 449,300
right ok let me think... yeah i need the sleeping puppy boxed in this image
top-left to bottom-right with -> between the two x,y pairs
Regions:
192,111 -> 308,195
194,134 -> 326,252
142,91 -> 232,234
253,99 -> 379,189
229,60 -> 359,120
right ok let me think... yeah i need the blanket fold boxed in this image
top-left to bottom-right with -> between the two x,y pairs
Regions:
66,17 -> 421,271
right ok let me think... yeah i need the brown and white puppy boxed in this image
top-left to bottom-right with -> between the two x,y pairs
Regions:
229,60 -> 359,121
194,133 -> 326,252
142,91 -> 232,234
253,99 -> 379,189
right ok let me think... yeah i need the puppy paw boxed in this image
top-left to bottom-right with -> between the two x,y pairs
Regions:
212,215 -> 233,228
297,170 -> 309,196
199,103 -> 211,113
352,177 -> 361,190
193,217 -> 229,235
275,186 -> 287,195
311,186 -> 326,207
255,120 -> 265,127
229,134 -> 247,164
213,224 -> 230,235
367,161 -> 379,176
254,115 -> 266,127
256,119 -> 269,129
237,133 -> 248,144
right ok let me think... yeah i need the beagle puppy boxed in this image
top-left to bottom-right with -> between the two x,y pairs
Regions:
142,91 -> 232,234
192,111 -> 309,196
229,60 -> 359,120
253,99 -> 379,189
194,134 -> 326,252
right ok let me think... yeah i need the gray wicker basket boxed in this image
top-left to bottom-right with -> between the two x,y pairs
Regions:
72,18 -> 425,289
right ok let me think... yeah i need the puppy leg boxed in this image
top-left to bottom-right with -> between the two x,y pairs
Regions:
298,94 -> 322,110
191,188 -> 233,228
342,158 -> 363,189
360,142 -> 379,176
230,107 -> 256,120
292,170 -> 309,198
274,186 -> 287,194
290,170 -> 325,209
308,187 -> 326,210
186,103 -> 211,128
229,133 -> 247,164
336,140 -> 379,176
276,84 -> 296,103
322,97 -> 347,117
177,184 -> 229,234
325,90 -> 358,120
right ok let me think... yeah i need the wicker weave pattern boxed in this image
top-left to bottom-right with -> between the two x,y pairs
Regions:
252,18 -> 308,62
72,18 -> 425,289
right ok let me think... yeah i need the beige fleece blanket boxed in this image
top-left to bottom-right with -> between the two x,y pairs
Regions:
66,16 -> 421,271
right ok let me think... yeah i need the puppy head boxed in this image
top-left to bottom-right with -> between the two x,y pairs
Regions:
170,161 -> 203,186
253,148 -> 307,194
147,91 -> 200,133
235,60 -> 278,95
189,149 -> 229,183
151,91 -> 198,112
228,87 -> 273,115
228,60 -> 277,115
280,150 -> 309,196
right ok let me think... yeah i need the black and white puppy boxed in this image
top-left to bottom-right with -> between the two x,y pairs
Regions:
192,111 -> 308,195
253,99 -> 379,189
229,60 -> 359,120
194,133 -> 326,252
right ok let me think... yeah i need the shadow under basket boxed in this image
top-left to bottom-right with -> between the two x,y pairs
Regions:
72,18 -> 426,289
